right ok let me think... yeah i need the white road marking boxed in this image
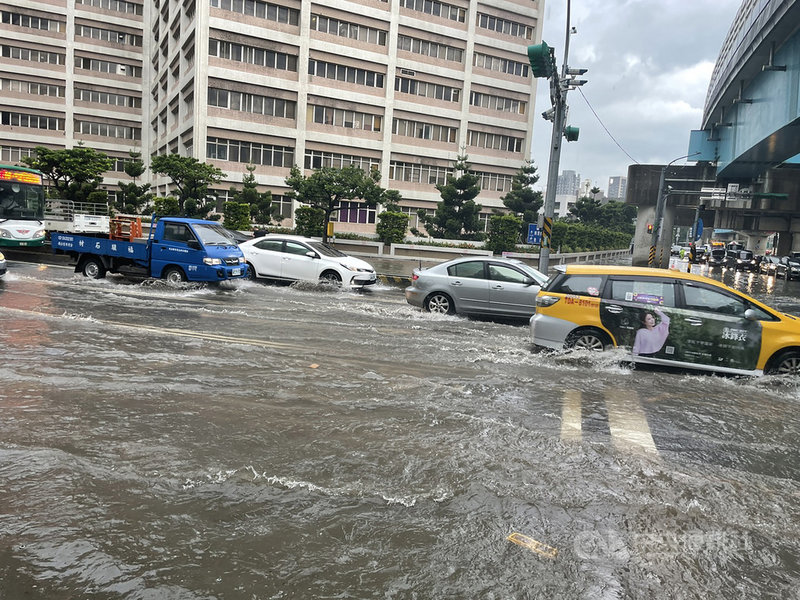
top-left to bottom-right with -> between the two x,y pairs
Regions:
604,389 -> 659,456
561,389 -> 583,442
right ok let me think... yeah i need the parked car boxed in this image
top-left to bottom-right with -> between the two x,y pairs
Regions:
529,264 -> 800,376
760,255 -> 782,276
405,256 -> 547,318
239,234 -> 377,287
0,250 -> 6,278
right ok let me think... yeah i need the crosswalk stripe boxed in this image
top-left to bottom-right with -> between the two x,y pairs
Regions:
604,389 -> 660,456
561,389 -> 583,442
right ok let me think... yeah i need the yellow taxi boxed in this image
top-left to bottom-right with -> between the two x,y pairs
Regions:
530,264 -> 800,376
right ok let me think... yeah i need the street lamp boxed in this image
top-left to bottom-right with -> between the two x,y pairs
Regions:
527,0 -> 587,274
649,152 -> 700,267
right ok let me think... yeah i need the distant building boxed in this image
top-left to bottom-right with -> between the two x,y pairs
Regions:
554,193 -> 577,218
608,176 -> 627,201
556,170 -> 580,196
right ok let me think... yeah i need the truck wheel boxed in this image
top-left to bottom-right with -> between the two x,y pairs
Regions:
82,258 -> 106,279
163,267 -> 187,284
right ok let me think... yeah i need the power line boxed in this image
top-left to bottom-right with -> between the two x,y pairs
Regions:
577,87 -> 640,165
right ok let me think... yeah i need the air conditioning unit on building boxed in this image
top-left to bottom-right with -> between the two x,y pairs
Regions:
117,64 -> 127,75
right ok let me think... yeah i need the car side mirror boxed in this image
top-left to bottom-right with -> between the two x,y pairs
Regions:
187,240 -> 201,250
744,308 -> 758,321
522,277 -> 536,286
305,251 -> 318,259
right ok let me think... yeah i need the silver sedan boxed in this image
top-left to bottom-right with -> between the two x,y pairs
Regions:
405,256 -> 547,318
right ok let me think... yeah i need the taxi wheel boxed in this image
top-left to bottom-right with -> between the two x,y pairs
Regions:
768,350 -> 800,375
565,328 -> 609,352
425,292 -> 454,315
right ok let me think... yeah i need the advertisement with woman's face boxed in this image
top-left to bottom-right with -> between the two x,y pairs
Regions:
599,278 -> 762,371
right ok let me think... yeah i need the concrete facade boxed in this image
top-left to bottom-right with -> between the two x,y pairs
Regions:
0,0 -> 543,234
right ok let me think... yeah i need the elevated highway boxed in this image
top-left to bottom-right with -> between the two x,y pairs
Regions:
630,1 -> 800,266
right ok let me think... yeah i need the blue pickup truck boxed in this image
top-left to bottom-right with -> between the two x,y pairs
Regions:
51,216 -> 247,283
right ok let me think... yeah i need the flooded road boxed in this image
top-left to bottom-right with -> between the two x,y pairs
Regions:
1,260 -> 799,599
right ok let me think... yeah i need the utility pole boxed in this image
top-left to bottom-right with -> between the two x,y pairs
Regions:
649,152 -> 700,267
527,0 -> 586,273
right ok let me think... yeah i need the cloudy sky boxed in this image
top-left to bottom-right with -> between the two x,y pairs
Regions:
530,0 -> 743,195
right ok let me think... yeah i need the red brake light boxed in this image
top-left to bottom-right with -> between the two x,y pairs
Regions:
411,273 -> 419,281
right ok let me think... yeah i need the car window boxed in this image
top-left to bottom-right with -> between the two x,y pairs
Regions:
162,223 -> 195,243
448,261 -> 485,279
548,274 -> 604,297
682,283 -> 747,316
285,241 -> 311,256
488,264 -> 529,284
254,239 -> 283,252
608,278 -> 676,307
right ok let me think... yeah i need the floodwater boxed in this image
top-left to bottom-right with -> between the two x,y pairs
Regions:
0,261 -> 798,599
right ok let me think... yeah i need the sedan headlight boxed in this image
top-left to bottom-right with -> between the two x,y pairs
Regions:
203,257 -> 222,266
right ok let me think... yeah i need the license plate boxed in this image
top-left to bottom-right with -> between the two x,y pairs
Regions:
232,268 -> 242,276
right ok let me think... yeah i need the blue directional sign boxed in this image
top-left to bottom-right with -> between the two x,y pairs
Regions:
694,218 -> 704,241
527,223 -> 542,244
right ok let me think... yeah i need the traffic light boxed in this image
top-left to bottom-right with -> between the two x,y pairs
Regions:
647,224 -> 654,234
527,42 -> 554,78
564,126 -> 579,142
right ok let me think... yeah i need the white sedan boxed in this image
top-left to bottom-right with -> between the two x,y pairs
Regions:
239,234 -> 377,287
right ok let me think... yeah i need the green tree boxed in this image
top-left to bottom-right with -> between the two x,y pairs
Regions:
228,165 -> 281,227
223,201 -> 252,231
22,144 -> 113,205
375,189 -> 409,245
419,154 -> 482,240
569,195 -> 603,224
153,196 -> 180,216
284,164 -> 383,243
486,214 -> 523,254
596,201 -> 637,235
501,161 -> 543,242
116,151 -> 152,214
294,206 -> 325,237
149,154 -> 224,217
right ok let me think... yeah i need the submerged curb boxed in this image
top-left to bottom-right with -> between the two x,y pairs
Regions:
378,274 -> 411,288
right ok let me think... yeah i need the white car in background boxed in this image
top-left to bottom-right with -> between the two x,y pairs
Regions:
0,250 -> 6,278
239,234 -> 377,287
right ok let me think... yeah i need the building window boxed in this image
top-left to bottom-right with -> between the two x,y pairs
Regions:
304,150 -> 380,171
75,0 -> 143,15
209,40 -> 298,72
0,45 -> 65,65
2,112 -> 65,131
331,201 -> 376,224
0,11 -> 65,32
394,77 -> 460,103
398,0 -> 466,23
0,146 -> 36,163
476,13 -> 534,40
76,25 -> 143,46
75,87 -> 141,108
389,161 -> 451,185
2,78 -> 64,97
209,88 -> 296,119
207,137 -> 294,167
308,59 -> 384,89
310,14 -> 387,45
467,130 -> 524,153
76,120 -> 142,140
397,35 -> 462,63
477,172 -> 513,193
77,57 -> 142,77
473,53 -> 529,78
392,118 -> 457,143
470,91 -> 526,115
210,0 -> 299,25
308,105 -> 381,131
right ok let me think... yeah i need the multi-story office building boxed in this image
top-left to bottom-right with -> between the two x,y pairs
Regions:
555,169 -> 579,196
607,175 -> 627,201
1,0 -> 542,235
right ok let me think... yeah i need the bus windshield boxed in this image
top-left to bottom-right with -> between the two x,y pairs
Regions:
0,166 -> 46,221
